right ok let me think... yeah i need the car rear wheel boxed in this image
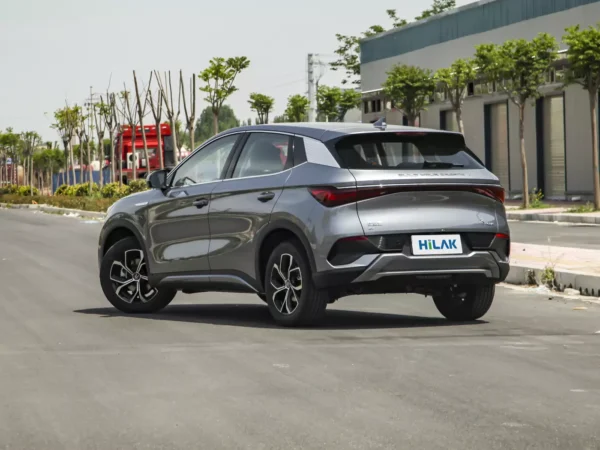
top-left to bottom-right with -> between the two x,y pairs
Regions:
433,284 -> 495,322
264,240 -> 328,327
100,237 -> 176,314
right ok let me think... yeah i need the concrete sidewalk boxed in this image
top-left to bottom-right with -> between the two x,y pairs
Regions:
506,206 -> 600,224
508,242 -> 600,296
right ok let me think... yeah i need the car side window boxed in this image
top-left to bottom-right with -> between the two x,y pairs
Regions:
170,134 -> 239,187
231,133 -> 292,179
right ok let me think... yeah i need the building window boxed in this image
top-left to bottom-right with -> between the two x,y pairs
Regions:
363,101 -> 370,114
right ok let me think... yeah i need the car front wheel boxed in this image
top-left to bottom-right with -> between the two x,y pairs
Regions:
100,237 -> 176,314
433,284 -> 495,322
264,240 -> 328,327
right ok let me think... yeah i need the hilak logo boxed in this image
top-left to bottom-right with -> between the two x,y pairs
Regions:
418,239 -> 458,251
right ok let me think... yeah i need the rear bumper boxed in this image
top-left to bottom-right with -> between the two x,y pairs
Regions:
313,251 -> 509,291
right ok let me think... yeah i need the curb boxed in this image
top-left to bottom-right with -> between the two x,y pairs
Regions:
506,264 -> 600,297
506,211 -> 600,225
0,203 -> 106,219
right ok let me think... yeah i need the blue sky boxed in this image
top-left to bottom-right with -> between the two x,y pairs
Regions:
0,0 -> 471,141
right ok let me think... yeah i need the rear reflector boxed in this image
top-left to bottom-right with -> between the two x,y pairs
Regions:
309,184 -> 506,207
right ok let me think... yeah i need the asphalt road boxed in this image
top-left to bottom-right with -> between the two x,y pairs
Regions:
1,208 -> 599,450
509,220 -> 600,250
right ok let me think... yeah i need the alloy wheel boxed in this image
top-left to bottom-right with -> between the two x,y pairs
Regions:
109,249 -> 158,304
270,253 -> 303,315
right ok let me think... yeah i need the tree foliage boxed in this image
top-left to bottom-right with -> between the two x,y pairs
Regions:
435,58 -> 476,133
331,2 -> 456,85
563,23 -> 600,209
338,89 -> 362,121
383,64 -> 435,125
199,57 -> 250,134
248,93 -> 275,124
194,105 -> 240,144
285,95 -> 310,122
415,0 -> 456,21
317,86 -> 342,122
474,33 -> 558,208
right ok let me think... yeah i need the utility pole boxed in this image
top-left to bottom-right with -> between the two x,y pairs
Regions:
307,53 -> 317,122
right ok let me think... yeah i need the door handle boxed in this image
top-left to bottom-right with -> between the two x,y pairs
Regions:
258,192 -> 275,202
192,198 -> 209,209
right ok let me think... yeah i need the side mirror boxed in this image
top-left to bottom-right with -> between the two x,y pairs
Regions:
146,169 -> 169,190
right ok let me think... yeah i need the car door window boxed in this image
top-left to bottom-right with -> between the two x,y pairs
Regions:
231,133 -> 292,179
171,134 -> 239,187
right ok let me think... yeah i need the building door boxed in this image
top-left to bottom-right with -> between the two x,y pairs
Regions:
543,95 -> 566,198
489,102 -> 510,190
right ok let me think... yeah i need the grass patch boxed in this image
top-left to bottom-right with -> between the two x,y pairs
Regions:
519,188 -> 549,210
0,194 -> 117,212
566,202 -> 597,214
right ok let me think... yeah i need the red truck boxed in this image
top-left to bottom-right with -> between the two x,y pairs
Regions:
115,123 -> 189,183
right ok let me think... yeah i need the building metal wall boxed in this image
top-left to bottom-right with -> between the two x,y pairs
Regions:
360,2 -> 600,91
359,2 -> 600,197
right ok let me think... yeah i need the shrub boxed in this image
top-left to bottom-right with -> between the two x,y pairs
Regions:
0,194 -> 116,212
101,182 -> 128,199
17,185 -> 40,196
74,182 -> 100,197
126,179 -> 148,194
55,184 -> 70,196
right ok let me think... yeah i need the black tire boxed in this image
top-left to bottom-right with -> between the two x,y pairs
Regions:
100,237 -> 176,314
433,284 -> 495,322
257,293 -> 267,304
264,240 -> 328,327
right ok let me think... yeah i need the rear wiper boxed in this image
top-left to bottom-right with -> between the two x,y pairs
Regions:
422,160 -> 464,169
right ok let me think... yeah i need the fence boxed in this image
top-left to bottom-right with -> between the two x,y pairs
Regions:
52,168 -> 112,194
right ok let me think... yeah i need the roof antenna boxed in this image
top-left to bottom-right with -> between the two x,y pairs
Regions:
373,117 -> 387,131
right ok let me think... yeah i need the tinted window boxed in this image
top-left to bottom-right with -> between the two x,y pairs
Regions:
171,134 -> 238,187
232,133 -> 292,178
333,132 -> 484,170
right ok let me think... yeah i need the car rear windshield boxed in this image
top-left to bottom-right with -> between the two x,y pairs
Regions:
332,132 -> 484,170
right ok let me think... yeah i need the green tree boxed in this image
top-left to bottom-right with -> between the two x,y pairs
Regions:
435,58 -> 476,133
273,115 -> 287,123
248,93 -> 275,124
331,3 -> 456,85
194,105 -> 240,144
338,89 -> 362,121
21,131 -> 42,195
475,33 -> 558,208
285,95 -> 310,122
52,106 -> 79,184
317,85 -> 343,122
415,0 -> 456,20
383,64 -> 435,126
199,56 -> 250,135
563,24 -> 600,209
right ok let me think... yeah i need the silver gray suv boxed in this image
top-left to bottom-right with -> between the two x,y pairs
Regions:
98,123 -> 510,327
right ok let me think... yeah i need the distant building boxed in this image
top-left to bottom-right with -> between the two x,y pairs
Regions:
359,0 -> 600,200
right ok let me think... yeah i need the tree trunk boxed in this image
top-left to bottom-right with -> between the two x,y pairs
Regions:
109,130 -> 115,184
118,130 -> 124,185
97,134 -> 104,188
140,126 -> 150,179
131,131 -> 137,181
79,142 -> 84,183
88,142 -> 93,194
156,122 -> 164,169
519,104 -> 530,209
590,91 -> 600,210
69,142 -> 76,184
63,144 -> 70,185
212,111 -> 219,136
456,107 -> 464,134
189,123 -> 195,152
170,118 -> 179,165
408,115 -> 416,127
30,156 -> 34,196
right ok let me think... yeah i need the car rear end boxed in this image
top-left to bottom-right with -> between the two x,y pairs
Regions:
308,128 -> 510,298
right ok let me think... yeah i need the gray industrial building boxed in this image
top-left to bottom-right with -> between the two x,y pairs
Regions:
359,0 -> 600,199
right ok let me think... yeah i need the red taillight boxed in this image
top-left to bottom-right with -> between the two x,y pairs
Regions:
474,186 -> 505,203
495,233 -> 510,239
309,184 -> 505,207
308,187 -> 389,207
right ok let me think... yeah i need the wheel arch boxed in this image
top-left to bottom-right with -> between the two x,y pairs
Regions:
255,219 -> 316,293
